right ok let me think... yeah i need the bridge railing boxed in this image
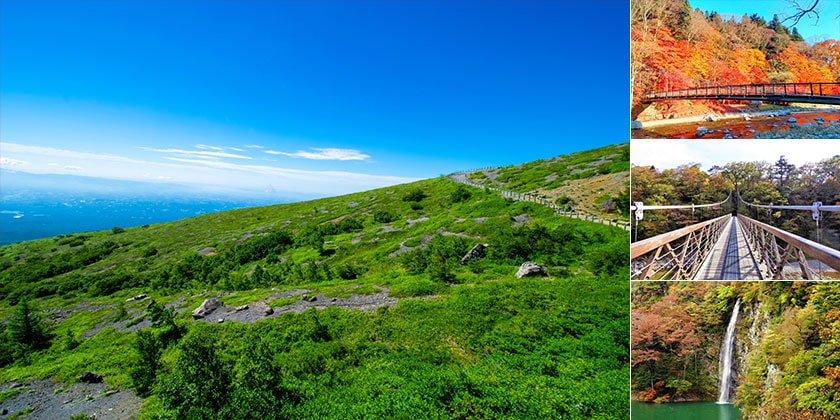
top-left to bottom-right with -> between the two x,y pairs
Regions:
737,215 -> 840,280
645,82 -> 840,100
631,215 -> 729,280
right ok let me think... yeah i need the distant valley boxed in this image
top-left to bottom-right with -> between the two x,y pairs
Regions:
0,171 -> 296,245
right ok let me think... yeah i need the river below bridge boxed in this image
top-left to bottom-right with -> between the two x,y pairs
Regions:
633,110 -> 840,139
631,401 -> 742,420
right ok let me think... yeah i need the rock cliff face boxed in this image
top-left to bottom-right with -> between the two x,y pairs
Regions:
736,298 -> 779,419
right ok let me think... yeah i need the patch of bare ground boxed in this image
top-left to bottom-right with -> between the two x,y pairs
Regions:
481,168 -> 507,187
196,246 -> 216,256
197,286 -> 397,324
406,216 -> 429,226
270,286 -> 397,315
512,214 -> 531,227
82,296 -> 189,338
322,205 -> 371,224
378,225 -> 400,234
78,286 -> 401,337
0,379 -> 141,420
389,239 -> 423,257
536,171 -> 629,216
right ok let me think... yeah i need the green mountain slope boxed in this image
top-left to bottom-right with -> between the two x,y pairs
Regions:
460,142 -> 630,217
0,144 -> 630,419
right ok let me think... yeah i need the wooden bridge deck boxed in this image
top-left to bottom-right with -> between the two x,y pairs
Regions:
695,216 -> 763,280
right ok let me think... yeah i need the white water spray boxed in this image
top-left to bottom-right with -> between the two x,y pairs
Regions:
717,299 -> 740,404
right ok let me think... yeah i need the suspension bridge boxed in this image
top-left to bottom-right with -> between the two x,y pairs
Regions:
631,192 -> 840,280
643,82 -> 840,105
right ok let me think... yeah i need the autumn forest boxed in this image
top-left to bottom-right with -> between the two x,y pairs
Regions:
631,0 -> 840,112
633,281 -> 840,419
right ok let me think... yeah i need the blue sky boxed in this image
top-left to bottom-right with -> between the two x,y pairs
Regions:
690,0 -> 839,43
0,1 -> 629,199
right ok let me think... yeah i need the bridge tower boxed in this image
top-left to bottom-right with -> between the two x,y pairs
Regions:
731,190 -> 740,216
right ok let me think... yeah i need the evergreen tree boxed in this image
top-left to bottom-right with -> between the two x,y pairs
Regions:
671,0 -> 693,40
791,27 -> 804,42
130,329 -> 161,397
159,327 -> 232,417
7,297 -> 50,351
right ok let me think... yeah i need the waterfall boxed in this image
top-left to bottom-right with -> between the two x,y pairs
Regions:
717,299 -> 741,404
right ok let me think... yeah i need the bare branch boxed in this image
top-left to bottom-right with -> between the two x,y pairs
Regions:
782,0 -> 821,26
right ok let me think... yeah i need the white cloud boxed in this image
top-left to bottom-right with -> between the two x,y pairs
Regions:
140,147 -> 251,160
0,157 -> 29,167
265,147 -> 371,161
161,157 -> 409,184
631,139 -> 838,170
244,144 -> 264,149
144,173 -> 173,181
1,142 -> 415,197
194,144 -> 226,151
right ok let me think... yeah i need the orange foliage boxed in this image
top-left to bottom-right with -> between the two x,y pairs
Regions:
776,46 -> 833,82
823,366 -> 840,386
631,5 -> 839,103
728,48 -> 769,84
637,387 -> 658,402
811,40 -> 840,79
631,294 -> 701,364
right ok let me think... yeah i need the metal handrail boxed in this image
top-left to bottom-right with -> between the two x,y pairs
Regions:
645,82 -> 840,100
737,215 -> 840,279
631,215 -> 730,279
738,193 -> 840,212
631,191 -> 732,218
631,215 -> 729,258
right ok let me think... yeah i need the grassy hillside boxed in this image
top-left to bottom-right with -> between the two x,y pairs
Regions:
0,144 -> 630,419
461,143 -> 630,217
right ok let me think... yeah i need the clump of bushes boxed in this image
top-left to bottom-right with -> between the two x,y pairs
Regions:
402,188 -> 427,202
373,210 -> 397,224
399,235 -> 470,282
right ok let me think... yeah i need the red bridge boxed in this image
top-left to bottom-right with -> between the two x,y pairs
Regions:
644,82 -> 840,105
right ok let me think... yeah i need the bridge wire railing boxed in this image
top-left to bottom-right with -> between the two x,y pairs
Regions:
630,191 -> 732,242
630,215 -> 730,280
738,192 -> 840,279
737,215 -> 840,279
629,193 -> 732,279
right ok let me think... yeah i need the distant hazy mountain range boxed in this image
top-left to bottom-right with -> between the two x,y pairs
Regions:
0,171 -> 296,245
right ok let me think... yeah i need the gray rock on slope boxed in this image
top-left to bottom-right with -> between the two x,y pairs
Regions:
515,262 -> 547,278
460,243 -> 488,265
192,297 -> 223,319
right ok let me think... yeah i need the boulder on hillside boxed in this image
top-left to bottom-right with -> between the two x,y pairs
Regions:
460,243 -> 488,265
516,262 -> 547,279
79,371 -> 103,383
192,297 -> 223,319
